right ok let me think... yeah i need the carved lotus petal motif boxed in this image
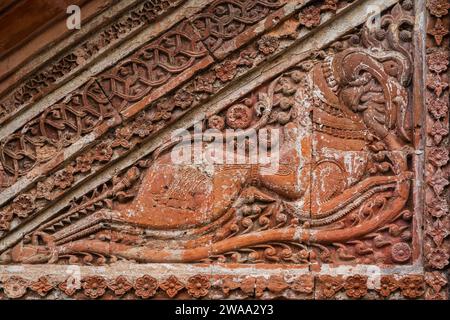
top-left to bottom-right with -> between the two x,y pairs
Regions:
36,179 -> 55,200
11,194 -> 35,218
426,248 -> 450,269
428,146 -> 450,167
186,275 -> 210,298
427,96 -> 448,119
430,120 -> 449,144
257,35 -> 279,55
426,73 -> 449,97
225,103 -> 254,129
427,50 -> 449,74
378,275 -> 398,298
428,168 -> 449,195
82,276 -> 107,299
194,73 -> 216,93
428,18 -> 449,46
299,6 -> 321,28
344,275 -> 368,299
215,60 -> 238,82
160,276 -> 184,298
75,153 -> 93,173
318,275 -> 343,299
399,275 -> 425,298
92,142 -> 113,162
427,197 -> 449,218
391,242 -> 412,263
30,276 -> 54,297
427,0 -> 450,17
174,89 -> 193,109
2,276 -> 28,299
108,276 -> 133,296
134,275 -> 158,299
427,219 -> 450,247
208,115 -> 225,130
425,271 -> 448,293
58,277 -> 81,297
53,168 -> 75,190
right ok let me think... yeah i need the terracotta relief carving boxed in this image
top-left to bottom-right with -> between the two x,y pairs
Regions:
190,0 -> 285,52
0,0 -> 447,300
424,0 -> 450,275
0,80 -> 116,186
0,0 -> 354,236
0,272 -> 445,299
97,21 -> 209,112
0,3 -> 417,269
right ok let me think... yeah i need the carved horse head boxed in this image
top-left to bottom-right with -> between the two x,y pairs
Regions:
332,48 -> 412,149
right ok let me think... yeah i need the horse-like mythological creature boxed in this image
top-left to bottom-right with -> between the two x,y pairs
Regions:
1,6 -> 415,264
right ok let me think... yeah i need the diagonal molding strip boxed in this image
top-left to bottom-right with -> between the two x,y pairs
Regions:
0,0 -> 400,253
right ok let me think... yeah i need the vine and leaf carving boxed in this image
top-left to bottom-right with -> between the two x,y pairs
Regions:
424,0 -> 450,271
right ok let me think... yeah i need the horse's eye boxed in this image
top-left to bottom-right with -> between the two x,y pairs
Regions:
383,61 -> 399,77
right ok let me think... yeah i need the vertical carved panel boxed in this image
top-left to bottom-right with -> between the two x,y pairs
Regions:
423,0 -> 450,300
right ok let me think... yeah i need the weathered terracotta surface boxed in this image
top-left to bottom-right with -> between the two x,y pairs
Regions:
0,0 -> 448,300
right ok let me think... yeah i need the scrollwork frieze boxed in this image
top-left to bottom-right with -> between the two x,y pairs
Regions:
424,0 -> 450,271
0,272 -> 445,299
